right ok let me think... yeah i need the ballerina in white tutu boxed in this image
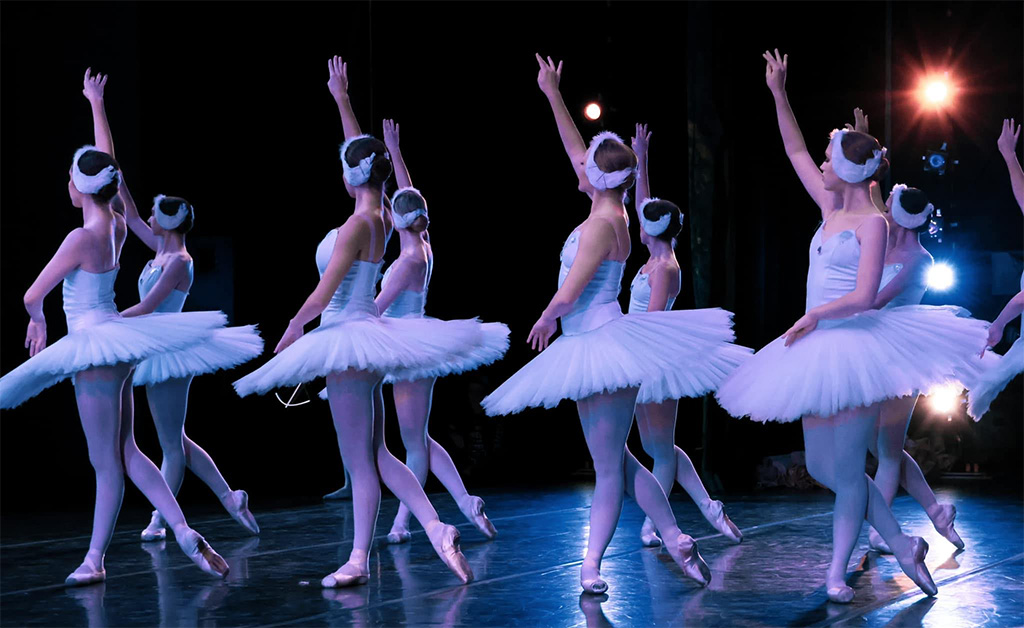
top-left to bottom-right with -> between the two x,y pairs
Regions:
833,109 -> 966,554
717,50 -> 988,603
365,119 -> 507,544
118,190 -> 262,541
968,118 -> 1024,419
0,68 -> 230,585
234,56 -> 494,588
626,123 -> 746,549
483,54 -> 743,594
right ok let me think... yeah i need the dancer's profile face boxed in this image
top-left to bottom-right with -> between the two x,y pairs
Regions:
343,179 -> 357,199
881,193 -> 897,228
148,213 -> 167,236
821,144 -> 842,191
68,168 -> 84,208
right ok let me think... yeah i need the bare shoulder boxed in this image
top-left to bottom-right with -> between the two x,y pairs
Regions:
855,213 -> 887,239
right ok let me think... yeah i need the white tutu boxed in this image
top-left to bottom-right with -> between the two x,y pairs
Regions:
482,308 -> 753,416
1,311 -> 230,410
133,325 -> 264,387
715,305 -> 989,423
234,317 -> 505,397
966,338 -> 1023,420
316,320 -> 510,398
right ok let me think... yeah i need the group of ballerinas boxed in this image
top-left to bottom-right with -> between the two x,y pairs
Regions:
1,50 -> 1021,606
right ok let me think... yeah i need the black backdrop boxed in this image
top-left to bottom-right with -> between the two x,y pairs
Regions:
2,2 -> 1021,515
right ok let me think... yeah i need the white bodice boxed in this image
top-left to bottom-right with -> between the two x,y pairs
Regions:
316,229 -> 383,323
628,266 -> 679,313
558,228 -> 625,335
380,254 -> 432,319
62,268 -> 121,332
138,259 -> 193,313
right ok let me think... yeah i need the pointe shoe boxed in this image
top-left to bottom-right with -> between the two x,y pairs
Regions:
321,562 -> 369,588
639,516 -> 662,548
699,499 -> 743,544
140,510 -> 167,542
458,495 -> 498,540
580,559 -> 608,595
928,503 -> 965,550
894,536 -> 938,596
826,583 -> 855,604
868,527 -> 893,554
323,485 -> 352,501
386,523 -> 412,545
176,528 -> 230,578
667,534 -> 712,587
224,490 -> 260,536
65,557 -> 105,587
426,521 -> 474,584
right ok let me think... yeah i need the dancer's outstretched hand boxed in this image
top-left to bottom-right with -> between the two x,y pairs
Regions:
527,315 -> 557,352
383,119 -> 400,153
998,118 -> 1021,156
762,49 -> 787,95
83,68 -> 107,103
983,321 -> 1005,357
25,319 -> 46,357
631,123 -> 651,160
844,108 -> 869,134
782,312 -> 817,347
327,55 -> 349,101
535,53 -> 562,99
274,321 -> 304,354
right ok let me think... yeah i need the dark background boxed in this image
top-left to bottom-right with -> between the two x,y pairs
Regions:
2,2 -> 1021,516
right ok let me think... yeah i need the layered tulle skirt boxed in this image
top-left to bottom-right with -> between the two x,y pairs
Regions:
481,308 -> 752,416
966,338 -> 1022,420
715,305 -> 989,423
133,325 -> 264,387
1,311 -> 233,410
234,315 -> 509,397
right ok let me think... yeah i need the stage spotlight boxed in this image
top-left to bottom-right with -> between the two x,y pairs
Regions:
925,80 -> 948,104
584,102 -> 602,121
918,73 -> 953,109
926,383 -> 961,415
926,262 -> 955,291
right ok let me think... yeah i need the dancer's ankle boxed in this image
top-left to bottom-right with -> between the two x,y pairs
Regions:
84,549 -> 105,571
348,548 -> 369,572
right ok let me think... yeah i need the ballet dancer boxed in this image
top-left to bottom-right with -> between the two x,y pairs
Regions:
627,123 -> 744,548
716,50 -> 987,603
0,68 -> 232,585
483,54 -> 752,595
364,119 -> 505,544
234,56 -> 505,588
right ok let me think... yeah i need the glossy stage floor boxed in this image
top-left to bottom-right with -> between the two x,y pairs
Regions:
1,484 -> 1021,627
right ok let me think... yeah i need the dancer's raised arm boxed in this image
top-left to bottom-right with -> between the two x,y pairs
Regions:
83,68 -> 113,157
536,54 -> 589,185
383,119 -> 412,188
764,50 -> 831,217
328,56 -> 361,140
117,180 -> 159,251
631,123 -> 652,209
997,118 -> 1023,212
